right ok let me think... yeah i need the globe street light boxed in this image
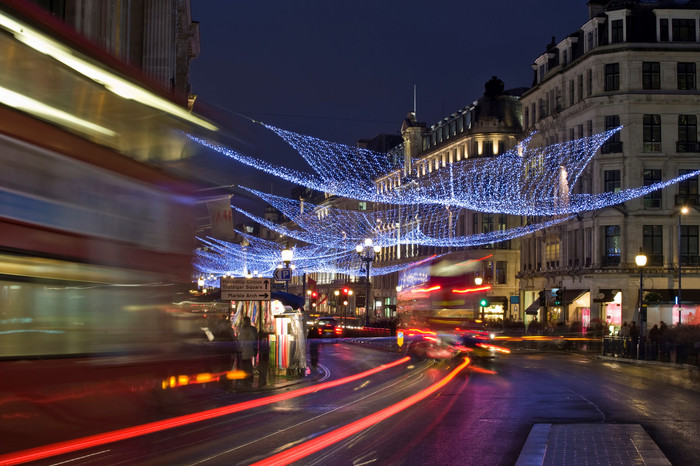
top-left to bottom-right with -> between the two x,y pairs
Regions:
678,206 -> 689,325
635,248 -> 647,359
281,248 -> 293,267
357,238 -> 381,327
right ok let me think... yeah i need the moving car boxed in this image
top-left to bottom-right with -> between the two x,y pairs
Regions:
313,317 -> 343,338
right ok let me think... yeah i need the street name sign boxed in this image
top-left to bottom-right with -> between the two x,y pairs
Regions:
220,277 -> 271,301
273,268 -> 292,281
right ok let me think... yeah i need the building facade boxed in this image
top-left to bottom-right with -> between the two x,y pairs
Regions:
370,76 -> 525,322
519,0 -> 700,332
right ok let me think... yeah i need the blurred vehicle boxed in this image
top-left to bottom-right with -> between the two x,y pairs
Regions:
456,330 -> 510,358
408,338 -> 459,360
313,317 -> 343,338
396,253 -> 498,332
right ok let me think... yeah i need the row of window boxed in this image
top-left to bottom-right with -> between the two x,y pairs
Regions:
607,62 -> 696,91
537,14 -> 700,84
523,222 -> 699,273
525,62 -> 698,128
604,169 -> 698,206
422,110 -> 474,150
602,113 -> 700,153
604,224 -> 700,267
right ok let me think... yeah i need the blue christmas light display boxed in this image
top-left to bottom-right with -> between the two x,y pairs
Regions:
189,120 -> 700,284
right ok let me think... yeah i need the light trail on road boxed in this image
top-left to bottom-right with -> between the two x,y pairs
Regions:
0,357 -> 411,465
252,357 -> 471,466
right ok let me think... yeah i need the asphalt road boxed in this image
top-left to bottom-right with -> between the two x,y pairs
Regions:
3,344 -> 699,465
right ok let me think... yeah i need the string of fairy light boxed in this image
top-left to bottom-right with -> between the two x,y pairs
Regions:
188,126 -> 699,216
189,121 -> 700,283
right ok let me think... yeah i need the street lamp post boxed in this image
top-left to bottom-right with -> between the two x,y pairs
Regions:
281,248 -> 293,293
635,248 -> 647,359
678,206 -> 689,325
356,238 -> 381,327
474,276 -> 483,320
241,238 -> 250,278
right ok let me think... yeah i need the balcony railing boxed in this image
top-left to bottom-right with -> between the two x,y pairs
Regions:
681,255 -> 700,266
602,255 -> 621,267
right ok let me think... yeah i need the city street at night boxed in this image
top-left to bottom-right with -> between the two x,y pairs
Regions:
2,1 -> 700,464
2,343 -> 698,465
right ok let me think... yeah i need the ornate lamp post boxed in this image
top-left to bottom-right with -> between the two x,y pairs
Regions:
356,238 -> 381,327
678,206 -> 689,325
635,248 -> 647,359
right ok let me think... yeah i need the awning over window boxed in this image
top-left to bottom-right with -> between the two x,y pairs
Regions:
524,301 -> 540,315
271,291 -> 305,309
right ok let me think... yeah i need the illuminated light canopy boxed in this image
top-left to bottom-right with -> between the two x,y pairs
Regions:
191,123 -> 699,215
187,124 -> 699,216
188,120 -> 700,284
230,202 -> 575,250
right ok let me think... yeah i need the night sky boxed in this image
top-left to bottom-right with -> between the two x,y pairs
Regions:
187,1 -> 590,201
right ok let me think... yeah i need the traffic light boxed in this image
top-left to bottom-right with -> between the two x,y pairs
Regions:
310,290 -> 318,308
538,290 -> 546,306
479,298 -> 488,307
554,289 -> 563,306
342,287 -> 349,295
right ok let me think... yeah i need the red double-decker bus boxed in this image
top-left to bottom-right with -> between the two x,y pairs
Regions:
396,253 -> 493,332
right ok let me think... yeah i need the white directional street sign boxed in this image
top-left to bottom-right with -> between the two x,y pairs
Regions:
220,277 -> 271,301
273,268 -> 292,281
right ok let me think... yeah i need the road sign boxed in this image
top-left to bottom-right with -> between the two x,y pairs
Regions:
220,277 -> 271,301
273,268 -> 292,281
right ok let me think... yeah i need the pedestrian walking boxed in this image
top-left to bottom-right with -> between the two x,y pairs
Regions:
629,321 -> 639,358
238,316 -> 258,389
620,321 -> 630,356
307,323 -> 320,375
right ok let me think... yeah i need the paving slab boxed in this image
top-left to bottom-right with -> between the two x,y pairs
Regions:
516,423 -> 671,466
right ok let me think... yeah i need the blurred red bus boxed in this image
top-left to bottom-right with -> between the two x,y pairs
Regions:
396,253 -> 493,332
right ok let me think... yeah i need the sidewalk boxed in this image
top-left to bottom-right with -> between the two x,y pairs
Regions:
516,423 -> 671,465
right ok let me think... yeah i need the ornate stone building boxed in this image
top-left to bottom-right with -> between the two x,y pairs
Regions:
519,0 -> 700,331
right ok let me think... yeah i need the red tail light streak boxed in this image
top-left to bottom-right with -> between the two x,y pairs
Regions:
411,285 -> 441,293
451,285 -> 492,294
475,343 -> 511,354
0,357 -> 411,465
252,357 -> 472,466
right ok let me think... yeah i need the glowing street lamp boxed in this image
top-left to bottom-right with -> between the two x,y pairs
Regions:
678,206 -> 689,325
281,248 -> 294,267
357,238 -> 382,327
281,248 -> 294,292
635,248 -> 647,359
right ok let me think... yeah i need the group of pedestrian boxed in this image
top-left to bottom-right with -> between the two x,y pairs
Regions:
618,320 -> 670,358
